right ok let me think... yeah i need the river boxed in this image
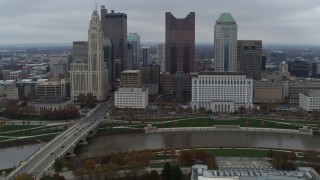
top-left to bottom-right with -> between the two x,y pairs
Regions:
75,131 -> 320,157
0,143 -> 43,170
2,131 -> 319,169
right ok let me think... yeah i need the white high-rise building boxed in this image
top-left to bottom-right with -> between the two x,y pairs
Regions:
157,43 -> 166,72
214,13 -> 237,72
190,72 -> 253,113
70,10 -> 108,101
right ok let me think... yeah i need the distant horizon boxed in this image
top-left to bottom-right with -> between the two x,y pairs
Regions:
0,42 -> 320,49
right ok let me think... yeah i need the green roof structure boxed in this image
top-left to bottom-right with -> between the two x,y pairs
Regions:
216,13 -> 236,23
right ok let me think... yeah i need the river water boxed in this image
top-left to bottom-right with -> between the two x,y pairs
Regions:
76,131 -> 320,157
2,131 -> 319,169
0,144 -> 43,170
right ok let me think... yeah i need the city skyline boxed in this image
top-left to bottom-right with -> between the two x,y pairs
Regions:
0,0 -> 320,45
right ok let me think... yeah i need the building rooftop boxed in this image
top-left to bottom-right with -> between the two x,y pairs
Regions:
31,96 -> 69,104
302,90 -> 320,97
192,166 -> 320,180
18,78 -> 48,84
37,81 -> 62,86
216,13 -> 236,23
198,72 -> 245,76
122,70 -> 141,73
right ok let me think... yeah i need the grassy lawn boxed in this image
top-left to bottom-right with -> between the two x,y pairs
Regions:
2,115 -> 42,121
4,129 -> 62,137
149,162 -> 168,168
0,125 -> 41,131
0,137 -> 14,141
197,148 -> 270,157
141,117 -> 300,130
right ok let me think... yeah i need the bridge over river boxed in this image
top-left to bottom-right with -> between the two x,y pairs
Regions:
6,103 -> 108,180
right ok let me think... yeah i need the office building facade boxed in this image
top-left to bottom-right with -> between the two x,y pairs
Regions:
253,81 -> 283,103
165,12 -> 195,74
127,33 -> 141,69
72,41 -> 88,63
237,40 -> 262,80
289,82 -> 320,104
101,6 -> 127,71
36,79 -> 67,97
191,72 -> 253,113
299,90 -> 320,112
142,45 -> 150,66
214,13 -> 237,72
157,43 -> 166,72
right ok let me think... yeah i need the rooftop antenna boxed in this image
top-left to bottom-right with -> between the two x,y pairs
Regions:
95,2 -> 97,11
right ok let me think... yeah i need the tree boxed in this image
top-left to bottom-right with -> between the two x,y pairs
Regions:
171,165 -> 183,180
52,173 -> 65,180
103,162 -> 118,180
149,170 -> 161,180
312,109 -> 320,121
141,149 -> 155,167
5,100 -> 20,118
73,167 -> 85,180
14,173 -> 33,180
238,106 -> 246,115
179,150 -> 196,165
85,93 -> 95,108
155,96 -> 165,109
53,158 -> 63,172
161,162 -> 172,180
171,98 -> 178,110
288,151 -> 297,161
26,92 -> 38,102
40,109 -> 49,120
93,165 -> 103,180
84,158 -> 96,170
198,107 -> 206,114
78,93 -> 86,105
127,160 -> 144,177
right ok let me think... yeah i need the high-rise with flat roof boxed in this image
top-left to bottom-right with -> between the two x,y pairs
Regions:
214,13 -> 237,72
237,40 -> 262,80
157,43 -> 166,72
72,41 -> 88,63
127,33 -> 141,69
101,5 -> 127,72
165,12 -> 195,74
142,45 -> 150,66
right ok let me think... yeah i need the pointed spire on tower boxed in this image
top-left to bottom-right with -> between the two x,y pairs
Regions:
95,2 -> 97,11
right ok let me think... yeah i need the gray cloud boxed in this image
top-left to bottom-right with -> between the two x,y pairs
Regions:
0,0 -> 319,45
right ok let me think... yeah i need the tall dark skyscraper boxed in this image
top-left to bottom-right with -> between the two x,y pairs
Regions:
237,40 -> 262,80
165,12 -> 195,74
101,5 -> 127,72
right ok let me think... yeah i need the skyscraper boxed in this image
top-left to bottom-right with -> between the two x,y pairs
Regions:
214,13 -> 237,72
70,10 -> 108,101
165,12 -> 195,74
127,33 -> 141,69
101,5 -> 127,72
237,40 -> 262,80
142,45 -> 150,66
157,43 -> 166,72
161,12 -> 195,102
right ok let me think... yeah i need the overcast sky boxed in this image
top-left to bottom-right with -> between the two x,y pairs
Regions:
0,0 -> 319,45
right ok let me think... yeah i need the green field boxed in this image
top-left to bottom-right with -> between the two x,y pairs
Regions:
0,125 -> 40,131
0,125 -> 62,143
